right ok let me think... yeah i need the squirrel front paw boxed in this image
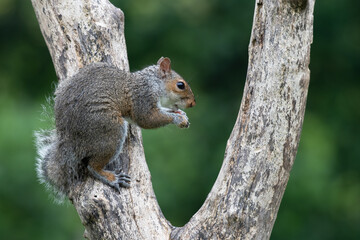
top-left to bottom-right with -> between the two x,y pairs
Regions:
174,113 -> 190,128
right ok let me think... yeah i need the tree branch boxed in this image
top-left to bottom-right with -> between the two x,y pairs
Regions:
172,1 -> 314,239
31,0 -> 172,239
31,0 -> 315,239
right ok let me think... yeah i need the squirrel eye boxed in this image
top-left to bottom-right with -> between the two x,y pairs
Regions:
176,82 -> 185,90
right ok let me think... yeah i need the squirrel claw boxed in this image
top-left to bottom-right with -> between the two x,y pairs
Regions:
115,172 -> 131,189
173,112 -> 190,128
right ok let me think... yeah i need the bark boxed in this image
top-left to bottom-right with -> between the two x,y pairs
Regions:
31,0 -> 315,239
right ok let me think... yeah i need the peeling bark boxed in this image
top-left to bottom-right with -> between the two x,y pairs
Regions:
31,0 -> 315,239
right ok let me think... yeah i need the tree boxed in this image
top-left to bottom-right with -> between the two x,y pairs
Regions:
31,0 -> 315,239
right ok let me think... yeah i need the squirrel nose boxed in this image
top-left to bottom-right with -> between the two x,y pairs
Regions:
188,99 -> 196,108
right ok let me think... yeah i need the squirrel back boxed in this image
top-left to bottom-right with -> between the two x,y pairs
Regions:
36,57 -> 196,201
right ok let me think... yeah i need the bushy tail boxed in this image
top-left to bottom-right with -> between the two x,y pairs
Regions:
35,129 -> 68,203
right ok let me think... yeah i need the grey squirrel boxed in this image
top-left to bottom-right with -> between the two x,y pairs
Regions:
36,57 -> 196,201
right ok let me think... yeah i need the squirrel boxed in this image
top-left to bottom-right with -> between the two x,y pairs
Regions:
35,57 -> 196,202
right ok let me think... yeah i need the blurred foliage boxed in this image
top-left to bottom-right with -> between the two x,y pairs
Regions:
0,0 -> 359,239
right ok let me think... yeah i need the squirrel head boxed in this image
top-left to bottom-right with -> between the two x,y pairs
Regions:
158,57 -> 196,110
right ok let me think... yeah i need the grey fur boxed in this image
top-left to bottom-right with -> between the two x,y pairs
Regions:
35,58 -> 195,202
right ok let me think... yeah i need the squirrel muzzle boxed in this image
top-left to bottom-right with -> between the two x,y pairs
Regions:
187,99 -> 196,108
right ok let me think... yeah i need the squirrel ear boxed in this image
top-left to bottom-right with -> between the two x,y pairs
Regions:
157,57 -> 171,74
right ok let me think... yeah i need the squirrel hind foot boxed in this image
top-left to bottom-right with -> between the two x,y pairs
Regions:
115,172 -> 131,188
87,165 -> 131,191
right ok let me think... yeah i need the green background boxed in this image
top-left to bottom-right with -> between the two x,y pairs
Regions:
1,0 -> 359,239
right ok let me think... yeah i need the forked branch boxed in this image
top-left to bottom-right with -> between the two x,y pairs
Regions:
31,0 -> 315,239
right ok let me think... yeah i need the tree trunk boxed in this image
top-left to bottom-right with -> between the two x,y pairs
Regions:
31,0 -> 315,239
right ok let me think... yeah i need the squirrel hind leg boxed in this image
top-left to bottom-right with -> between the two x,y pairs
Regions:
87,156 -> 131,190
